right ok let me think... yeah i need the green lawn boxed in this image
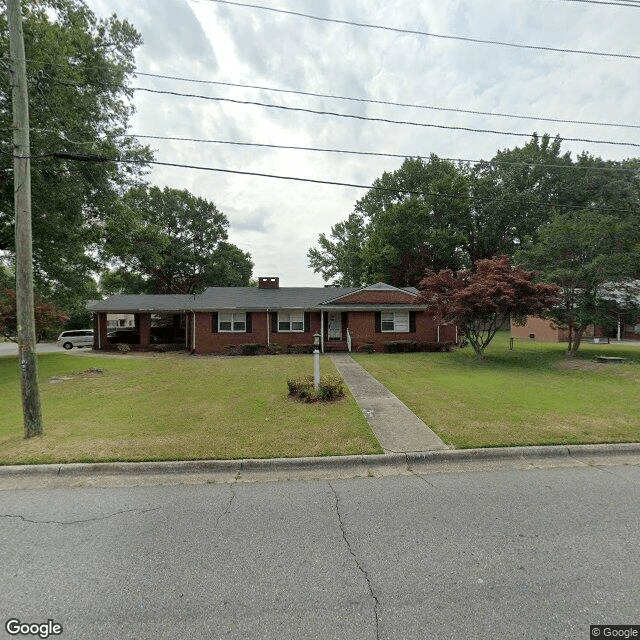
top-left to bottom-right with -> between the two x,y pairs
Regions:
0,352 -> 382,465
353,334 -> 640,449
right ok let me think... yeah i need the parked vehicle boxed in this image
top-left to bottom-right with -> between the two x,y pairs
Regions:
57,329 -> 94,350
107,329 -> 140,345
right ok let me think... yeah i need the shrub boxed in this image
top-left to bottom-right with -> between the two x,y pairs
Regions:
116,343 -> 131,354
286,374 -> 345,403
384,340 -> 455,353
287,344 -> 316,354
238,343 -> 264,356
264,342 -> 283,355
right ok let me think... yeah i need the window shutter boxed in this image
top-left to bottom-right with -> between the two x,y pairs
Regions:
375,311 -> 381,333
304,312 -> 310,333
272,313 -> 278,333
409,311 -> 416,333
211,312 -> 218,333
245,312 -> 252,333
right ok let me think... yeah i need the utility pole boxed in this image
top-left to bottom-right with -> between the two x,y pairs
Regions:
7,0 -> 43,437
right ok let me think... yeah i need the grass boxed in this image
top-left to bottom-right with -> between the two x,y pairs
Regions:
0,352 -> 382,465
353,333 -> 640,449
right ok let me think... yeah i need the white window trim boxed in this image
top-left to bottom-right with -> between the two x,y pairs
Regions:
218,311 -> 247,333
381,310 -> 410,333
278,311 -> 305,333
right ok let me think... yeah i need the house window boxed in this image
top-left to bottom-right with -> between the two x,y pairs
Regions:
278,311 -> 304,332
381,311 -> 409,332
219,312 -> 246,332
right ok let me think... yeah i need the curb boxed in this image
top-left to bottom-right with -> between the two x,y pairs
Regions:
1,443 -> 639,479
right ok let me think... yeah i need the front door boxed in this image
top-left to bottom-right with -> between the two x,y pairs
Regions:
328,313 -> 342,341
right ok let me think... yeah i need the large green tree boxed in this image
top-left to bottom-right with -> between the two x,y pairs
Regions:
103,185 -> 253,294
0,0 -> 151,309
518,210 -> 640,355
308,136 -> 640,287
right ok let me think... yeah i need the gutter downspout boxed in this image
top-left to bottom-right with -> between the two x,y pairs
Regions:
320,311 -> 324,353
266,309 -> 270,347
192,312 -> 196,353
97,314 -> 101,350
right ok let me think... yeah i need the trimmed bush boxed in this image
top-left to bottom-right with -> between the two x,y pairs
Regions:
287,344 -> 316,354
286,374 -> 345,403
384,340 -> 455,353
116,343 -> 131,354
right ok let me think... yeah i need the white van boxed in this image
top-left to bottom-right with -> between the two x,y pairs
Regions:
57,329 -> 94,350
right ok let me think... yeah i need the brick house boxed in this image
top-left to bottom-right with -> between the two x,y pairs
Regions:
90,277 -> 456,354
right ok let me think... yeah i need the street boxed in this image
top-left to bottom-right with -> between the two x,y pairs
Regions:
0,342 -> 67,357
1,463 -> 638,639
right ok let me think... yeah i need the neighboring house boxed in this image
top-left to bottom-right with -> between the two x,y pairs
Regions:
90,277 -> 457,354
512,281 -> 640,343
106,313 -> 135,329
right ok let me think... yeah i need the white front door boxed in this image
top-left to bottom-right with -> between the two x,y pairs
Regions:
328,313 -> 342,340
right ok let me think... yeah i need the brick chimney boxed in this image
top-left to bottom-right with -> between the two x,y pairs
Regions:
258,277 -> 279,289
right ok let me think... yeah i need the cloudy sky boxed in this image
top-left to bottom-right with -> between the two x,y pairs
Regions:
84,0 -> 640,286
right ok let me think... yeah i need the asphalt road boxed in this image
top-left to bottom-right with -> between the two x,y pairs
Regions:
0,342 -> 68,357
1,463 -> 638,640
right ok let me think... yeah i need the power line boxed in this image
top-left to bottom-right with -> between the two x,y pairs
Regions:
556,0 -> 640,7
27,61 -> 640,131
134,72 -> 640,131
131,133 -> 639,172
34,152 -> 635,215
131,86 -> 640,149
201,0 -> 640,60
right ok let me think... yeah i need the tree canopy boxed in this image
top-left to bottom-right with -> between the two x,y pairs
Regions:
0,0 -> 151,309
308,135 -> 640,288
103,186 -> 253,294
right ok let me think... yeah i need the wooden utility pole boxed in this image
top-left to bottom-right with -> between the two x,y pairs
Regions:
7,0 -> 43,437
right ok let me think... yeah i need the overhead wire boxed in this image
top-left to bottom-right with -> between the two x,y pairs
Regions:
15,151 -> 636,216
133,72 -> 640,131
129,86 -> 640,150
26,60 -> 640,131
199,0 -> 640,60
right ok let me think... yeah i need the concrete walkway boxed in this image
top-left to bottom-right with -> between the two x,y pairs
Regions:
329,353 -> 450,453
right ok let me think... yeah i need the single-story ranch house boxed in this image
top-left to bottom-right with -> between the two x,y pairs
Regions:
90,277 -> 457,354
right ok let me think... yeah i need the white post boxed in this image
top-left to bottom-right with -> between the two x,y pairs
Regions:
313,333 -> 321,391
617,316 -> 621,342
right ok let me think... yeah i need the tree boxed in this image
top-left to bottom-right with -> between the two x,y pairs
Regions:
0,288 -> 68,341
307,212 -> 368,286
414,256 -> 560,359
308,136 -> 640,288
104,185 -> 253,294
0,0 -> 152,309
517,211 -> 640,355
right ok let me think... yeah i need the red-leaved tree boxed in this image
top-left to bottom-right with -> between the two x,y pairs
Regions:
0,289 -> 69,343
415,256 -> 560,358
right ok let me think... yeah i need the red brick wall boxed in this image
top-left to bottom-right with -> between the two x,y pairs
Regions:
193,311 -> 323,354
345,311 -> 439,351
332,291 -> 416,304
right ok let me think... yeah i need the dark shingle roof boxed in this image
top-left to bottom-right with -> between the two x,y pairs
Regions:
89,294 -> 195,313
89,283 -> 423,313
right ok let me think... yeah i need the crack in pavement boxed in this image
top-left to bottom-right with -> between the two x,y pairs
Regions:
0,506 -> 161,525
212,483 -> 236,530
409,471 -> 436,488
328,481 -> 380,640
